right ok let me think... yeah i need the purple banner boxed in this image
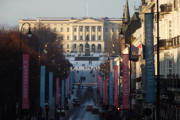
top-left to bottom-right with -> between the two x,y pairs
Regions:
122,54 -> 130,109
22,54 -> 29,109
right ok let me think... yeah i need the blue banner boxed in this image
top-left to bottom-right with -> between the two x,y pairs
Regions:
40,66 -> 46,108
61,80 -> 65,105
109,72 -> 113,105
145,13 -> 155,103
49,72 -> 53,105
70,72 -> 73,93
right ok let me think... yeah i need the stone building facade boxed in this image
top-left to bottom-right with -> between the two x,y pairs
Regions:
19,17 -> 122,54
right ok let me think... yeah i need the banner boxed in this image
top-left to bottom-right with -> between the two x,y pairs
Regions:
56,78 -> 60,105
122,54 -> 130,109
145,13 -> 155,103
114,65 -> 119,107
98,75 -> 101,94
105,78 -> 108,105
68,76 -> 70,96
65,78 -> 68,98
22,54 -> 29,109
40,66 -> 46,108
61,80 -> 65,105
109,72 -> 113,106
100,75 -> 103,98
49,72 -> 53,105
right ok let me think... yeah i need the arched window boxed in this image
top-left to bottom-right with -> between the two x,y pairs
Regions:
91,44 -> 96,52
79,44 -> 83,52
97,44 -> 101,52
73,44 -> 76,52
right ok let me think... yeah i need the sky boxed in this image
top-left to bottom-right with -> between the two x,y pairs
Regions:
0,0 -> 141,26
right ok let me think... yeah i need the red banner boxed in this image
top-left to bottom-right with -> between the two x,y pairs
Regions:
103,78 -> 108,105
122,54 -> 130,109
114,65 -> 119,107
68,76 -> 70,95
56,78 -> 60,105
22,54 -> 29,109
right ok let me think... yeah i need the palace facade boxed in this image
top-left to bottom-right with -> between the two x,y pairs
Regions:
19,17 -> 122,54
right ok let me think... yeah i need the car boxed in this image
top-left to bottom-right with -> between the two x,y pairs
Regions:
86,104 -> 93,111
72,98 -> 80,106
92,107 -> 99,114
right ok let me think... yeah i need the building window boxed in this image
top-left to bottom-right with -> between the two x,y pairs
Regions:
98,36 -> 101,40
92,35 -> 95,41
60,27 -> 63,32
79,44 -> 83,52
67,44 -> 69,49
54,28 -> 56,32
67,28 -> 69,32
97,44 -> 101,52
80,26 -> 83,32
67,36 -> 69,40
98,26 -> 101,32
112,28 -> 114,32
86,26 -> 89,31
91,44 -> 96,52
92,26 -> 95,32
74,36 -> 77,40
80,36 -> 83,40
60,36 -> 63,40
86,35 -> 89,41
74,27 -> 77,32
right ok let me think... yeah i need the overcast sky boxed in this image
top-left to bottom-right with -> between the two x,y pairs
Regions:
0,0 -> 141,26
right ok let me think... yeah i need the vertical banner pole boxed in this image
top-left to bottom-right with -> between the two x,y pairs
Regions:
122,54 -> 130,109
145,13 -> 155,103
114,65 -> 119,107
49,72 -> 53,105
56,78 -> 60,105
61,80 -> 65,106
109,72 -> 113,106
22,54 -> 30,109
40,65 -> 46,108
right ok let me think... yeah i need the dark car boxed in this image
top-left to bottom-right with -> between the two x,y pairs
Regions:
72,98 -> 80,106
86,104 -> 93,111
92,107 -> 99,114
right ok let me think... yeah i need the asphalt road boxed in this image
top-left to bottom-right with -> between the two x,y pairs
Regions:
66,69 -> 100,120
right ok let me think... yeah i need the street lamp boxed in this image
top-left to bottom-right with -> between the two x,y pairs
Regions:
20,22 -> 32,52
19,22 -> 32,116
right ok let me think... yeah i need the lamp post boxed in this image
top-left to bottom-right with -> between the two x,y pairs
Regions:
156,0 -> 160,120
20,23 -> 32,52
19,22 -> 32,117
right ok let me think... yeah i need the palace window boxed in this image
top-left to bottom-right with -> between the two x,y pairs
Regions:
67,36 -> 69,40
98,26 -> 101,32
74,27 -> 77,32
92,35 -> 95,41
92,26 -> 95,32
98,36 -> 101,40
67,28 -> 69,32
86,26 -> 89,31
80,26 -> 83,32
74,35 -> 77,40
60,27 -> 63,32
80,36 -> 83,40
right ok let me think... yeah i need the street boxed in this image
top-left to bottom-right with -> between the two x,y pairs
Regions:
61,69 -> 100,120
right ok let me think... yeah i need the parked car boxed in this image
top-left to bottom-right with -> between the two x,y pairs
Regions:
92,107 -> 99,114
86,104 -> 93,111
72,98 -> 80,106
